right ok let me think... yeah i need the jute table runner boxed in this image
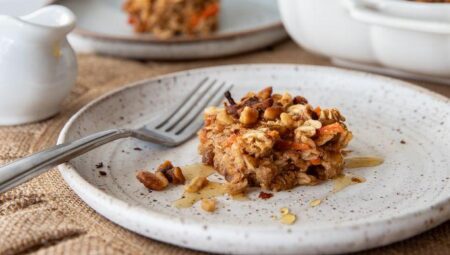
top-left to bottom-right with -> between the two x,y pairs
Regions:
0,41 -> 448,255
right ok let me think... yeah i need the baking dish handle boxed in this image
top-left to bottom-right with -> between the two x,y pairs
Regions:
341,0 -> 450,34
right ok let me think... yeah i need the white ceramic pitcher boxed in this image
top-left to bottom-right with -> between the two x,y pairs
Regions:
0,5 -> 77,125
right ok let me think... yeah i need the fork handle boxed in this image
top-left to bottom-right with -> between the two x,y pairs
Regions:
0,129 -> 133,194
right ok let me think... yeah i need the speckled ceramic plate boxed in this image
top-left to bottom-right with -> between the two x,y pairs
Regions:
57,65 -> 450,255
54,0 -> 287,59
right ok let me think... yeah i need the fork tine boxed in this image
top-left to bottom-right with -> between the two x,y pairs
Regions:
155,77 -> 209,129
175,83 -> 233,136
159,79 -> 217,131
164,79 -> 218,132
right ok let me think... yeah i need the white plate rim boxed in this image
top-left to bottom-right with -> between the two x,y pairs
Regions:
57,64 -> 450,253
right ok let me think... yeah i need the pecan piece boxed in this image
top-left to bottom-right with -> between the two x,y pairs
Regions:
156,160 -> 185,185
239,106 -> 259,125
136,171 -> 169,191
157,160 -> 173,172
263,106 -> 283,120
165,167 -> 186,185
293,96 -> 308,105
257,87 -> 273,100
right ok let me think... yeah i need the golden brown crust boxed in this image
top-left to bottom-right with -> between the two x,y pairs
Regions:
198,87 -> 353,194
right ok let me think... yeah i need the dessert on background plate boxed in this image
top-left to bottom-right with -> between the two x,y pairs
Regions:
123,0 -> 220,38
56,0 -> 286,59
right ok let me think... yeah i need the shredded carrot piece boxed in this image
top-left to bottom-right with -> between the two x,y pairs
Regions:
222,134 -> 237,147
291,142 -> 311,151
202,3 -> 220,18
189,3 -> 219,30
314,107 -> 322,117
310,158 -> 321,165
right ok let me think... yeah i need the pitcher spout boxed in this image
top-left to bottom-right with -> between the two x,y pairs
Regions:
20,5 -> 76,38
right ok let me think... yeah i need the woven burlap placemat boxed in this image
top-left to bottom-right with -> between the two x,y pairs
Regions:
0,41 -> 448,255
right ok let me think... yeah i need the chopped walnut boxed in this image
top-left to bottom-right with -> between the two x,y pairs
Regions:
239,106 -> 259,125
280,112 -> 295,128
216,110 -> 234,125
279,93 -> 293,108
156,160 -> 186,185
257,87 -> 273,100
164,167 -> 186,185
136,170 -> 169,191
201,198 -> 217,212
185,176 -> 209,193
137,161 -> 186,191
263,106 -> 283,120
293,95 -> 308,105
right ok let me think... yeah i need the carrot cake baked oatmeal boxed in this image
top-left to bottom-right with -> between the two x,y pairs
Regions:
198,87 -> 353,195
123,0 -> 220,38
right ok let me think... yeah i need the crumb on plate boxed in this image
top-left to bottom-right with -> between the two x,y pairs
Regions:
201,198 -> 217,212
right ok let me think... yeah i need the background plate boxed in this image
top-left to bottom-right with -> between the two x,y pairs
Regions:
57,65 -> 450,254
56,0 -> 288,59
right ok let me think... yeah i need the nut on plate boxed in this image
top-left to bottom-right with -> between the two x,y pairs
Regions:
157,160 -> 186,185
136,170 -> 169,191
201,198 -> 217,212
136,160 -> 186,191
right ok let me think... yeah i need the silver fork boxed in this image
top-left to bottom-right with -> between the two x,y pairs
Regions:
0,78 -> 232,193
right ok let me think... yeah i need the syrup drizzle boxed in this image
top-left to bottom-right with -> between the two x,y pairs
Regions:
345,156 -> 384,169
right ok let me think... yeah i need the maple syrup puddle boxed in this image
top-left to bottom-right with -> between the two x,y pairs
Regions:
231,193 -> 248,201
174,163 -> 245,208
173,182 -> 226,208
180,163 -> 215,181
333,174 -> 366,193
345,156 -> 384,169
310,157 -> 383,207
174,157 -> 383,208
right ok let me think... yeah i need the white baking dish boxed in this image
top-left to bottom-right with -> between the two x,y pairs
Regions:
278,0 -> 376,64
278,0 -> 450,80
344,0 -> 450,78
